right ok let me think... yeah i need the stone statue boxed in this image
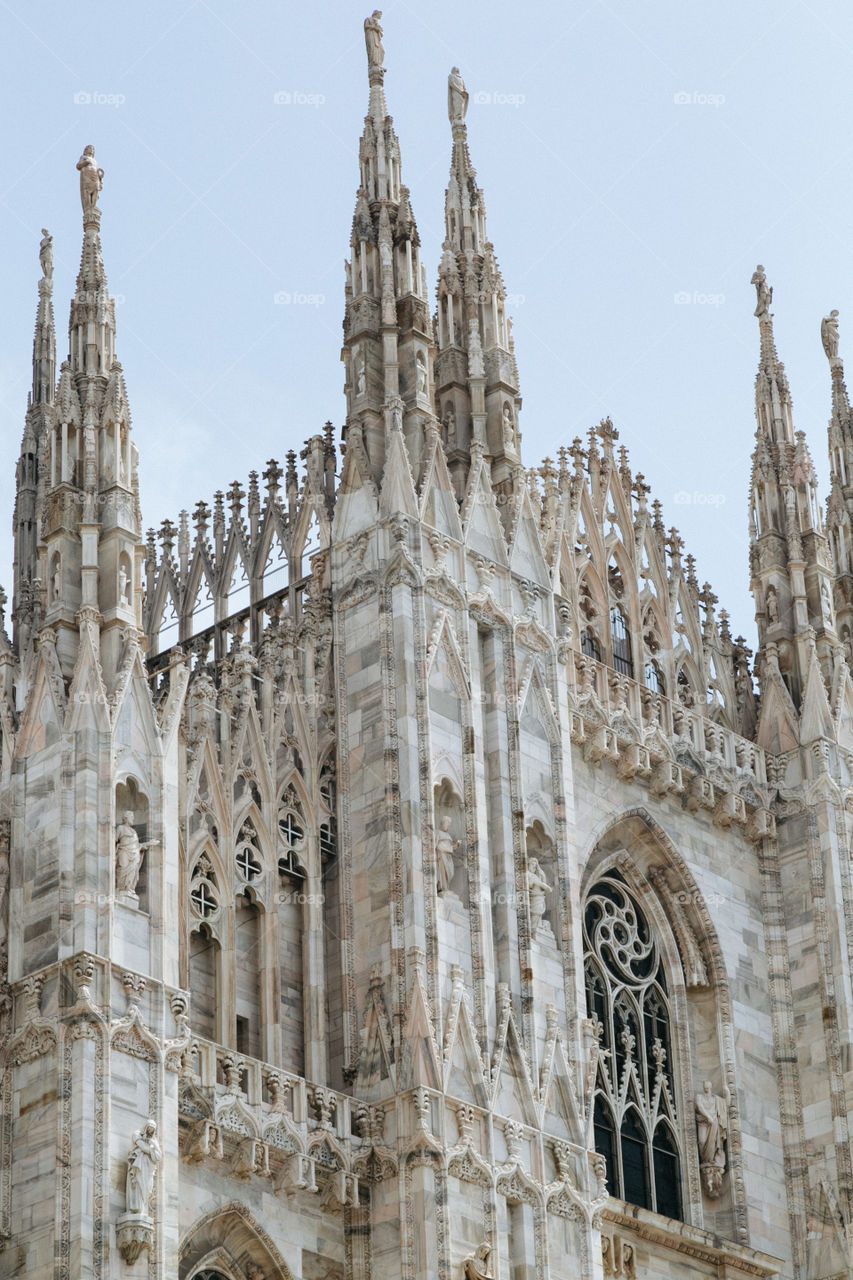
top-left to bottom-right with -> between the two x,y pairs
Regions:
115,811 -> 146,897
766,586 -> 779,622
751,265 -> 772,318
125,1120 -> 162,1215
119,564 -> 130,606
379,239 -> 393,273
444,405 -> 457,449
694,1079 -> 729,1196
364,10 -> 384,70
52,559 -> 61,602
822,309 -> 840,362
527,856 -> 552,935
417,358 -> 428,397
77,145 -> 104,212
435,813 -> 460,894
448,66 -> 469,125
502,402 -> 516,453
356,352 -> 366,396
39,228 -> 53,282
464,1242 -> 494,1280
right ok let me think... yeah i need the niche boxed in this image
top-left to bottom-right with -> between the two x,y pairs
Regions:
525,821 -> 557,942
118,551 -> 132,609
434,780 -> 465,902
115,778 -> 150,911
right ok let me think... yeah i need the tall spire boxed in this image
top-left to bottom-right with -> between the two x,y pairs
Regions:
32,228 -> 55,407
435,67 -> 521,499
748,266 -> 836,705
821,310 -> 853,658
27,146 -> 143,679
12,230 -> 57,647
341,13 -> 435,483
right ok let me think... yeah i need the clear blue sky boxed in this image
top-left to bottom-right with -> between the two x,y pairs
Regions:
2,0 -> 852,650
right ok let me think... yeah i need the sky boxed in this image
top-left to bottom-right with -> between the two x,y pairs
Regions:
2,0 -> 852,650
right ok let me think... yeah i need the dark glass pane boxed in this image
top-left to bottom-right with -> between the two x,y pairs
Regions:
620,1111 -> 650,1209
593,1098 -> 617,1195
582,629 -> 601,661
653,1128 -> 682,1220
611,608 -> 633,677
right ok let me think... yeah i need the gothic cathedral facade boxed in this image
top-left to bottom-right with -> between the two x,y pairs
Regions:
3,13 -> 853,1280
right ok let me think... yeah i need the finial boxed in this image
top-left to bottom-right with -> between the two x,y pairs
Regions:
364,11 -> 384,77
821,309 -> 841,364
448,66 -> 469,126
751,264 -> 772,318
77,145 -> 104,217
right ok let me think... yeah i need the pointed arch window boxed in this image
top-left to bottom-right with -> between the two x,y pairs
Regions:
644,660 -> 665,695
581,628 -> 601,662
277,788 -> 306,879
583,871 -> 683,1220
610,607 -> 633,678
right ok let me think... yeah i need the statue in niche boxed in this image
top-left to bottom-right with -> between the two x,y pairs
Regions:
527,856 -> 552,935
695,1079 -> 729,1197
76,145 -> 104,212
39,228 -> 53,283
119,563 -> 130,606
52,558 -> 61,603
766,586 -> 779,623
417,358 -> 428,397
502,402 -> 517,453
443,405 -> 457,450
125,1120 -> 162,1215
821,580 -> 833,621
464,1242 -> 494,1280
115,810 -> 148,897
379,238 -> 393,273
822,309 -> 840,362
435,813 -> 461,895
356,352 -> 366,397
364,10 -> 384,70
448,66 -> 469,125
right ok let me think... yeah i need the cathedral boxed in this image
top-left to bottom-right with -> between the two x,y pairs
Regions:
4,10 -> 853,1280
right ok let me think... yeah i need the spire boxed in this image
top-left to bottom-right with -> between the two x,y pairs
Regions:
435,67 -> 521,500
748,266 -> 836,706
341,14 -> 435,484
13,230 -> 58,646
26,146 -> 143,679
820,310 -> 853,657
32,228 -> 56,406
69,145 -> 115,380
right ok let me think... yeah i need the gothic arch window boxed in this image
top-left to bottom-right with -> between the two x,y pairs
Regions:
644,660 -> 665,695
583,870 -> 683,1220
581,628 -> 601,662
235,819 -> 263,885
610,607 -> 633,678
277,787 -> 307,879
189,853 -> 222,1042
318,755 -> 337,862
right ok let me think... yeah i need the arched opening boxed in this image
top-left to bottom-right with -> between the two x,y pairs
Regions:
189,925 -> 220,1042
583,869 -> 683,1219
610,606 -> 633,678
234,889 -> 263,1058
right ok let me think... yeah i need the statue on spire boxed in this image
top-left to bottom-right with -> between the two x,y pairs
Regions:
76,145 -> 104,212
821,309 -> 840,362
448,66 -> 469,125
39,228 -> 53,284
364,11 -> 384,71
751,264 -> 772,318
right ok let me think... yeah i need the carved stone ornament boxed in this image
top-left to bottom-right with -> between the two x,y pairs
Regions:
464,1241 -> 494,1280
